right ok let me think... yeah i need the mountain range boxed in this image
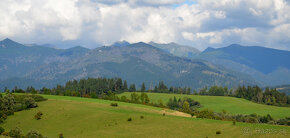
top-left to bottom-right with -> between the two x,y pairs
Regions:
0,39 -> 259,90
196,44 -> 290,86
1,38 -> 290,93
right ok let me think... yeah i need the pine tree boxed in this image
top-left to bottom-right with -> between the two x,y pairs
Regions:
141,82 -> 146,92
129,84 -> 136,92
123,80 -> 128,91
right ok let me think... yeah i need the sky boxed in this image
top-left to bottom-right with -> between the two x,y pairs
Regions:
0,0 -> 289,50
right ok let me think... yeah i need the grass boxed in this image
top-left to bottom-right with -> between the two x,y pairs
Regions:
0,94 -> 289,137
119,92 -> 290,119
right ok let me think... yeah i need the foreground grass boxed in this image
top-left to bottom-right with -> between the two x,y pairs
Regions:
1,95 -> 289,137
119,92 -> 290,119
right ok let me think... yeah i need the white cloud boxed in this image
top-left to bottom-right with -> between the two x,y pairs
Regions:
182,32 -> 195,41
0,0 -> 289,50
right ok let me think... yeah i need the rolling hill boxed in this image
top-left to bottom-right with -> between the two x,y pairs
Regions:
1,94 -> 289,137
119,92 -> 290,119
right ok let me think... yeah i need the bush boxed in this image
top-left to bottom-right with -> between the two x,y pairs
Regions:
140,116 -> 144,119
1,114 -> 7,120
233,120 -> 236,125
26,130 -> 45,138
9,127 -> 23,138
34,112 -> 43,120
59,133 -> 64,138
127,118 -> 132,121
0,126 -> 4,134
1,131 -> 9,136
30,95 -> 47,102
110,103 -> 118,107
120,96 -> 128,102
23,97 -> 38,108
216,131 -> 221,135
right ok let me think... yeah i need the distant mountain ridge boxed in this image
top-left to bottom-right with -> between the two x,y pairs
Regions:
0,38 -> 89,81
111,41 -> 130,47
0,39 -> 257,90
148,42 -> 200,58
197,44 -> 290,85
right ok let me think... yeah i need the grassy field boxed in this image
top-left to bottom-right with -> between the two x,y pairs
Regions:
1,95 -> 289,138
119,92 -> 290,119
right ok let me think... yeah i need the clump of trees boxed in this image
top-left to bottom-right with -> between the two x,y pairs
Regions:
0,127 -> 46,138
0,92 -> 46,124
235,86 -> 289,106
167,97 -> 201,113
198,85 -> 290,107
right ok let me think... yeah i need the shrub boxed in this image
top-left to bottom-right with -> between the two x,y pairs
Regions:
30,95 -> 47,102
9,127 -> 23,138
0,126 -> 4,134
110,103 -> 118,107
127,118 -> 132,121
26,130 -> 45,138
140,116 -> 144,119
190,112 -> 195,117
233,120 -> 236,125
1,131 -> 9,136
34,112 -> 43,120
1,114 -> 7,120
216,131 -> 221,135
59,133 -> 64,138
23,97 -> 38,108
120,96 -> 128,102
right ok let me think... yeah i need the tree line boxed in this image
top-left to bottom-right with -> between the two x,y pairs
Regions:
199,85 -> 290,107
3,77 -> 290,107
6,78 -> 193,97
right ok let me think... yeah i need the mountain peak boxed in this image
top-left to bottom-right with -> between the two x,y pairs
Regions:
0,38 -> 24,48
2,38 -> 14,43
203,47 -> 215,53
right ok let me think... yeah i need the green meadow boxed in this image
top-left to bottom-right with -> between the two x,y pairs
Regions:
119,92 -> 290,119
1,94 -> 289,137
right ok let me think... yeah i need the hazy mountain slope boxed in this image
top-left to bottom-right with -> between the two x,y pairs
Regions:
197,44 -> 290,85
0,42 -> 258,89
0,38 -> 89,81
111,41 -> 130,47
148,42 -> 200,58
271,85 -> 290,95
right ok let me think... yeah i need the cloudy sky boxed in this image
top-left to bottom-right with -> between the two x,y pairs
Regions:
0,0 -> 289,50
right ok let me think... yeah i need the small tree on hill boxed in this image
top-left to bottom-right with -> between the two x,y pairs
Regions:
141,83 -> 146,92
129,84 -> 136,92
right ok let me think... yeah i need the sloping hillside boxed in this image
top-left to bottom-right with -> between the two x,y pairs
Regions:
119,92 -> 290,119
197,44 -> 290,85
0,38 -> 89,81
1,95 -> 289,137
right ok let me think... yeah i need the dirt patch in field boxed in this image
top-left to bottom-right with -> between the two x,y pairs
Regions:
161,109 -> 191,117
